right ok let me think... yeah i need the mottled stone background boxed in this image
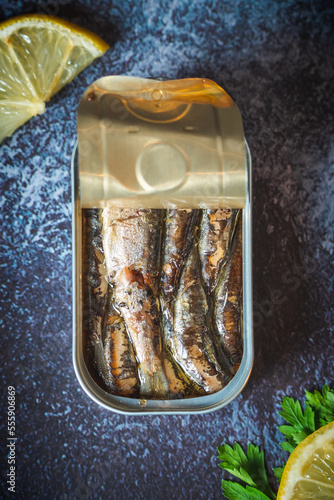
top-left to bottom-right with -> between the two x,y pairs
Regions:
0,1 -> 333,499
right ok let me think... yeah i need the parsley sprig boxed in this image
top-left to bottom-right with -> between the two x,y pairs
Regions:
218,443 -> 276,500
217,384 -> 334,499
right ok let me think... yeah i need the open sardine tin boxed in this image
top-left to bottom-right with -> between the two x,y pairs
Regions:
72,76 -> 253,414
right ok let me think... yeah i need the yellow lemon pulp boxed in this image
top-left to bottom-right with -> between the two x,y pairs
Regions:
0,14 -> 109,143
277,420 -> 334,499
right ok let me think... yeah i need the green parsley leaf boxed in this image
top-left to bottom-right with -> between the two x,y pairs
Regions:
305,385 -> 334,428
218,443 -> 276,500
272,466 -> 285,482
222,480 -> 273,500
278,396 -> 315,450
280,441 -> 295,454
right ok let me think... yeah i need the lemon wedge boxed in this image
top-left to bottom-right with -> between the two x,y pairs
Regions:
277,420 -> 334,499
0,14 -> 109,143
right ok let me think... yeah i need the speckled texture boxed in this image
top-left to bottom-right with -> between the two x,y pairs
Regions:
0,1 -> 333,499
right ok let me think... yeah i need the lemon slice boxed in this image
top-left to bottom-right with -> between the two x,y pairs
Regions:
0,14 -> 109,143
277,420 -> 334,499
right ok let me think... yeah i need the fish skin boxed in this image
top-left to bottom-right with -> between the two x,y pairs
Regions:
198,209 -> 239,295
172,246 -> 231,393
161,209 -> 200,307
159,208 -> 208,396
82,209 -> 108,318
82,209 -> 110,383
102,208 -> 162,293
115,267 -> 169,397
213,215 -> 243,372
102,208 -> 169,398
163,351 -> 204,398
102,303 -> 139,396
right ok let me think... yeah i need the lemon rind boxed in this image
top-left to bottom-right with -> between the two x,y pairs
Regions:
0,14 -> 109,55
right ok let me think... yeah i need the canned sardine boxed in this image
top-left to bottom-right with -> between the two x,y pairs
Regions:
72,77 -> 253,414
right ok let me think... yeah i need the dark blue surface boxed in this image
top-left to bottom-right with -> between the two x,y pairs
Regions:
0,1 -> 333,499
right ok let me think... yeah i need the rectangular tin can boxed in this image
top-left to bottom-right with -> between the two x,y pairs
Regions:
71,139 -> 253,415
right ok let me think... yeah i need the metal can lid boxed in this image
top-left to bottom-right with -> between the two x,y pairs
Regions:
77,76 -> 247,209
